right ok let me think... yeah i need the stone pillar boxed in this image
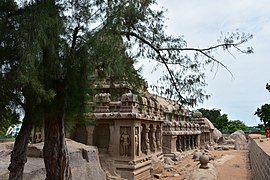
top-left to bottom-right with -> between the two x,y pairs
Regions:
108,125 -> 114,156
182,136 -> 186,151
149,125 -> 156,152
190,135 -> 193,149
197,134 -> 201,147
144,125 -> 150,155
194,135 -> 197,149
177,136 -> 182,152
186,136 -> 191,150
192,135 -> 196,149
155,125 -> 161,151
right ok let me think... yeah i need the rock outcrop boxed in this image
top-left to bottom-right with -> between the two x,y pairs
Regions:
0,139 -> 106,180
184,162 -> 218,180
228,130 -> 247,150
212,128 -> 222,142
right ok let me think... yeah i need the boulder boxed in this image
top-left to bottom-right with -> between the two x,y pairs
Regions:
228,130 -> 247,150
151,155 -> 163,175
212,128 -> 222,142
184,162 -> 217,180
228,130 -> 246,144
0,139 -> 106,180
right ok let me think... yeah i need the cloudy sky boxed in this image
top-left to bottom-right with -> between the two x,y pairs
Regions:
140,0 -> 270,126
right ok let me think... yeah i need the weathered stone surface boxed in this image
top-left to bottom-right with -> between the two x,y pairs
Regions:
249,138 -> 270,180
228,131 -> 246,143
164,157 -> 174,165
151,155 -> 164,175
164,164 -> 174,170
26,144 -> 43,157
212,128 -> 222,142
0,139 -> 106,180
184,162 -> 218,180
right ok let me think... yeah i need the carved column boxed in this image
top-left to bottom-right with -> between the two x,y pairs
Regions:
155,125 -> 161,151
108,125 -> 114,156
197,134 -> 201,148
177,136 -> 182,152
182,136 -> 186,151
193,135 -> 197,148
143,125 -> 150,155
192,135 -> 195,149
149,125 -> 156,152
186,136 -> 191,150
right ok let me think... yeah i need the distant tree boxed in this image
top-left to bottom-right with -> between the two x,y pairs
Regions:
198,108 -> 221,122
225,120 -> 247,133
215,114 -> 230,132
255,104 -> 270,129
255,83 -> 270,130
0,107 -> 20,135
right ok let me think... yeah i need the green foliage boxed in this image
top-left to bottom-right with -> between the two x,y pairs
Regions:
255,83 -> 270,129
198,108 -> 247,133
198,108 -> 221,122
0,107 -> 20,135
215,114 -> 229,131
225,120 -> 247,133
255,104 -> 270,129
0,134 -> 14,139
198,108 -> 228,131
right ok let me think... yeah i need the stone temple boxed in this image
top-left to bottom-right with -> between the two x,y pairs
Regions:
65,81 -> 215,179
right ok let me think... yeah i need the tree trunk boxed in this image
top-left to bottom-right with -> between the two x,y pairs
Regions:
43,114 -> 72,180
8,116 -> 33,180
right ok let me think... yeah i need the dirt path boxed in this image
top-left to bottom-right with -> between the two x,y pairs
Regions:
212,150 -> 251,180
159,149 -> 251,180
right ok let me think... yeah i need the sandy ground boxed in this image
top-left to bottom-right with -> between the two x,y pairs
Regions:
158,149 -> 251,180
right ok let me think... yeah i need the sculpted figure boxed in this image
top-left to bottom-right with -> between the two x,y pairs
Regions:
120,128 -> 131,156
135,128 -> 139,156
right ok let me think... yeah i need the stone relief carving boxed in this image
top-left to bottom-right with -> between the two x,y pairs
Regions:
155,126 -> 161,150
120,127 -> 131,156
149,125 -> 156,152
135,127 -> 139,156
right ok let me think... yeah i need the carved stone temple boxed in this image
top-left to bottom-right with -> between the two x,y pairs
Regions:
31,81 -> 215,180
68,82 -> 215,179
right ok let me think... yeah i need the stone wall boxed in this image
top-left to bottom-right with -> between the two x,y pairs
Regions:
249,138 -> 270,180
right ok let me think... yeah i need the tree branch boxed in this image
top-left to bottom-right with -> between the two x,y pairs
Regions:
120,31 -> 189,104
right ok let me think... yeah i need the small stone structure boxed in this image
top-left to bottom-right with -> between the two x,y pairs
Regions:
79,83 -> 164,179
193,111 -> 215,146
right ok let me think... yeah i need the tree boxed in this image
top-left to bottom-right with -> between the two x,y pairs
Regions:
255,83 -> 270,129
255,104 -> 270,129
0,2 -> 39,179
1,0 -> 253,179
198,108 -> 222,122
225,120 -> 247,133
215,114 -> 229,131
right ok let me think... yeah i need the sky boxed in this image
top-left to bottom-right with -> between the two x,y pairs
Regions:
139,0 -> 270,126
